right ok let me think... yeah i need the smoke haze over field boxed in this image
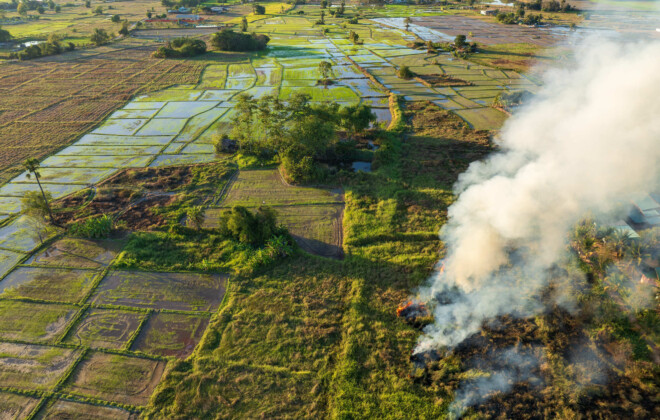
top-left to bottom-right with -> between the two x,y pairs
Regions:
416,38 -> 660,353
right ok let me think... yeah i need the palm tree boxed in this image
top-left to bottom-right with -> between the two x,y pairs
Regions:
23,158 -> 55,225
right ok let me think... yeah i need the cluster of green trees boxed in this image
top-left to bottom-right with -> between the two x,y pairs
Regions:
526,0 -> 576,12
496,9 -> 543,25
228,93 -> 376,182
210,29 -> 270,52
153,37 -> 206,58
10,34 -> 74,60
11,0 -> 60,16
219,206 -> 279,247
218,205 -> 295,268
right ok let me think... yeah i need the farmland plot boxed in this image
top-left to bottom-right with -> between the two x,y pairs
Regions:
0,267 -> 99,304
0,300 -> 79,343
64,308 -> 147,350
90,271 -> 227,312
36,399 -> 138,420
131,312 -> 210,358
0,342 -> 82,391
0,391 -> 41,419
26,238 -> 123,268
63,352 -> 166,406
208,169 -> 344,258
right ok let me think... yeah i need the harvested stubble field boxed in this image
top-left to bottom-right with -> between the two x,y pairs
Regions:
0,43 -> 205,184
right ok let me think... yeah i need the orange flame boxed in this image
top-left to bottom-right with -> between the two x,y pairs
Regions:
397,301 -> 413,317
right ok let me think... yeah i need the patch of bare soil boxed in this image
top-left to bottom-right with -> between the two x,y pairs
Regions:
104,165 -> 194,191
52,165 -> 199,229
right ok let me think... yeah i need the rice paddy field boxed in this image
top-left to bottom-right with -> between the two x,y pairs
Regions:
0,235 -> 227,417
0,4 -> 558,418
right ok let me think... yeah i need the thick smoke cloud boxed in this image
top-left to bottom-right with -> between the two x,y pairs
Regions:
416,38 -> 660,354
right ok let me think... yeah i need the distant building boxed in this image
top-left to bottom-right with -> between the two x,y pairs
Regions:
210,6 -> 228,14
481,9 -> 498,16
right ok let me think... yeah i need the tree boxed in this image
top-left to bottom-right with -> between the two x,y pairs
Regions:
321,0 -> 327,8
17,2 -> 27,16
37,6 -> 45,14
119,20 -> 129,36
21,191 -> 52,245
146,10 -> 152,18
23,158 -> 55,224
93,5 -> 103,15
241,16 -> 248,32
319,10 -> 325,24
404,16 -> 411,31
397,65 -> 413,79
85,0 -> 91,7
210,30 -> 269,52
48,0 -> 55,10
318,60 -> 332,85
339,104 -> 376,137
454,34 -> 467,49
349,30 -> 359,44
253,4 -> 265,14
0,25 -> 10,43
187,206 -> 204,230
90,28 -> 111,45
111,14 -> 120,23
55,4 -> 60,12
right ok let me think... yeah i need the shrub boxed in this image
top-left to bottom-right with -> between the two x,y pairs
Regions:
210,29 -> 270,52
0,26 -> 11,43
253,4 -> 265,14
218,206 -> 279,247
90,28 -> 111,46
397,65 -> 413,79
69,215 -> 113,238
281,152 -> 316,183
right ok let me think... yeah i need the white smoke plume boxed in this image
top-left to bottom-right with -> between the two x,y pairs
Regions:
449,346 -> 542,416
416,37 -> 660,354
